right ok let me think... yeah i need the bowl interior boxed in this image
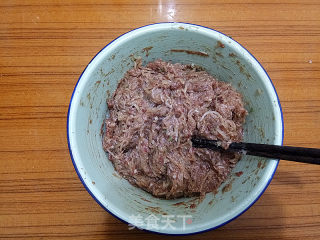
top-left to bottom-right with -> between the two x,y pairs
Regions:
68,23 -> 283,234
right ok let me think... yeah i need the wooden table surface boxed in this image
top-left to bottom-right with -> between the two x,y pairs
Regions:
1,0 -> 320,239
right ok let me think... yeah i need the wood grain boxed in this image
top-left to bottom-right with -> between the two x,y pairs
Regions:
0,0 -> 320,239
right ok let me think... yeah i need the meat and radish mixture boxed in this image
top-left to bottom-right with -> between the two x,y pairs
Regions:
103,59 -> 247,199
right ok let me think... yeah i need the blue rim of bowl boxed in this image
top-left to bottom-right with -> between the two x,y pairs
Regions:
67,22 -> 284,236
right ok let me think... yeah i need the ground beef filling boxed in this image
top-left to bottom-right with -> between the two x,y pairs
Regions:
103,59 -> 247,199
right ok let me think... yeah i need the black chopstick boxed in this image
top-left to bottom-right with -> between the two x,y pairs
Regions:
191,137 -> 320,165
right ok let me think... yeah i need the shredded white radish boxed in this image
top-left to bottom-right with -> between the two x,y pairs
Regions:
103,59 -> 247,199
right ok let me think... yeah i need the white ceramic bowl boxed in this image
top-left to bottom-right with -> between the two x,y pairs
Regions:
67,22 -> 283,235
